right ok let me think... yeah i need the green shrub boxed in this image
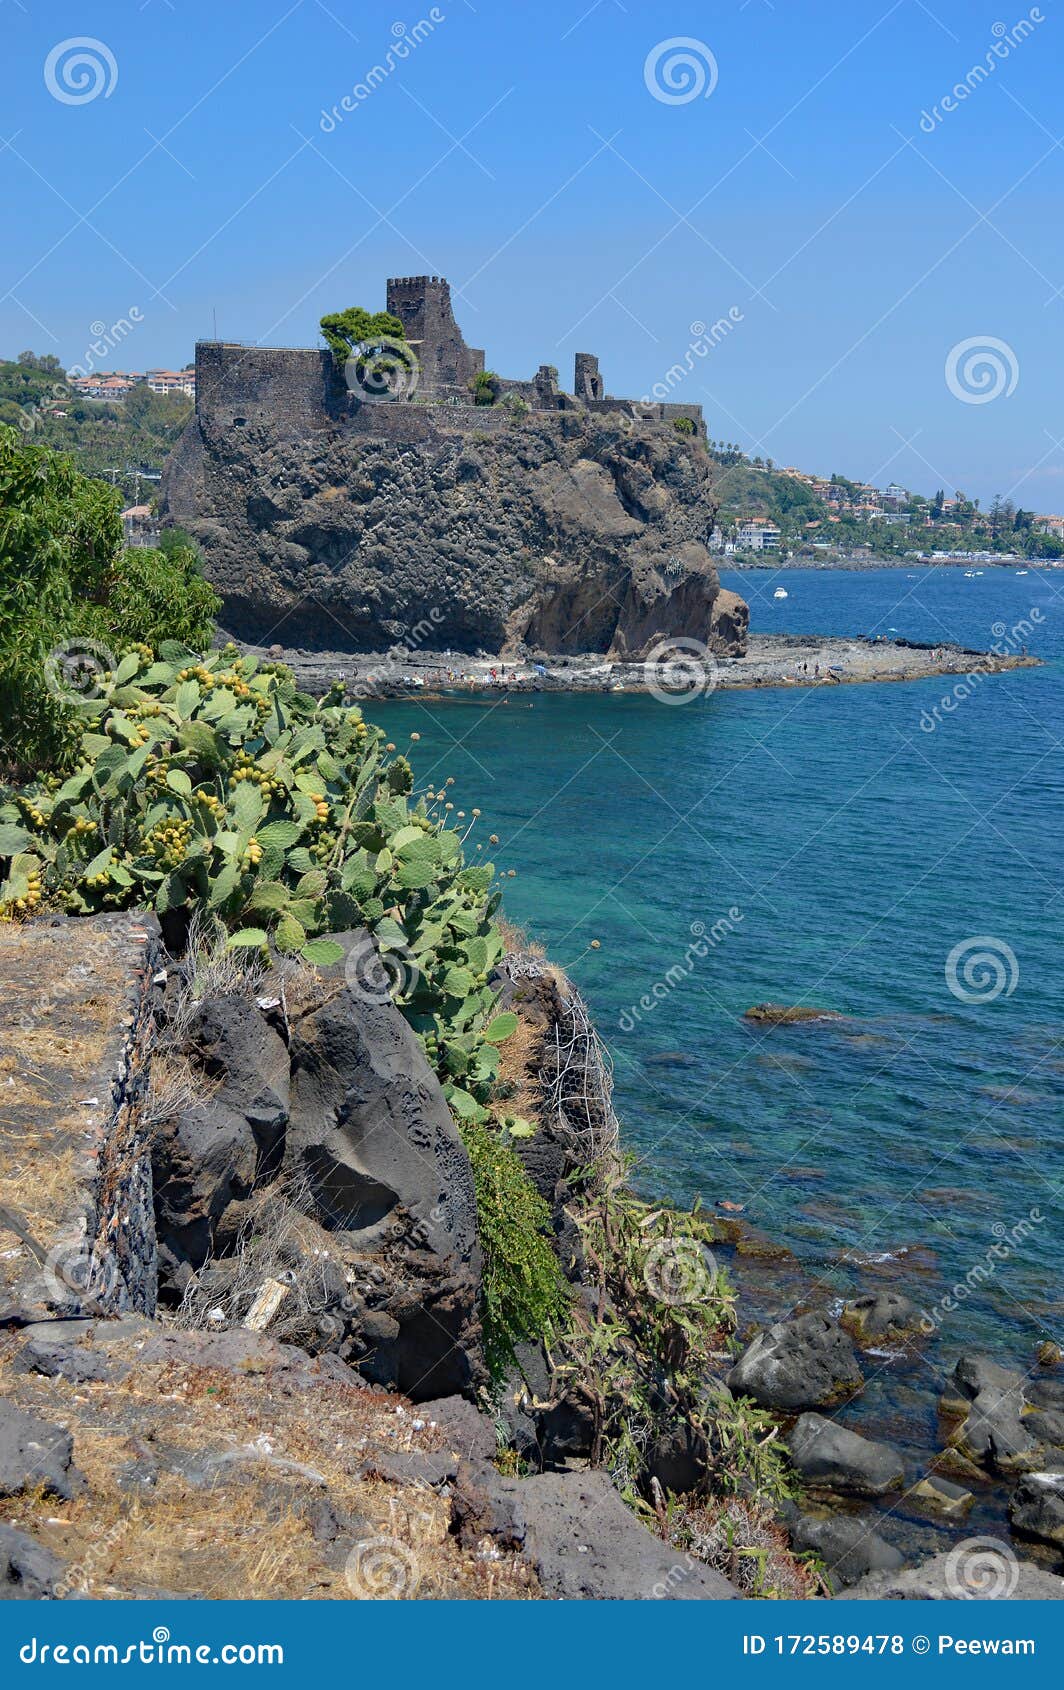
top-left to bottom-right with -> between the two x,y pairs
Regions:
461,1117 -> 570,1377
0,643 -> 516,1109
672,416 -> 696,436
0,425 -> 219,778
471,370 -> 501,407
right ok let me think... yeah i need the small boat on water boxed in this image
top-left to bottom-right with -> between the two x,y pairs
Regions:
1017,569 -> 1028,575
773,587 -> 788,599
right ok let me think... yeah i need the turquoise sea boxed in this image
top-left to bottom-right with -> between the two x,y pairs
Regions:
374,566 -> 1063,1479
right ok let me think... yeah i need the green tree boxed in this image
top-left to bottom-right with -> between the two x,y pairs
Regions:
0,425 -> 219,776
318,307 -> 405,367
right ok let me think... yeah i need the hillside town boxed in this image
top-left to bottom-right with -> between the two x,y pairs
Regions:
66,366 -> 196,400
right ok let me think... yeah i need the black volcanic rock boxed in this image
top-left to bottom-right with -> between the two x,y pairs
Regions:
163,403 -> 747,659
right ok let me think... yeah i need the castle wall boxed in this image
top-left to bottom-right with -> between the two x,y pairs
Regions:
195,342 -> 332,434
191,274 -> 704,441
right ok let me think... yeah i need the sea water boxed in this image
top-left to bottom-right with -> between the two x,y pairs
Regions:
373,566 -> 1063,1456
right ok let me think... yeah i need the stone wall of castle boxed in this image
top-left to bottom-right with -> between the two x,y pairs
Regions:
191,276 -> 705,438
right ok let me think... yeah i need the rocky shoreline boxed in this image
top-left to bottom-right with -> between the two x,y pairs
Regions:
239,632 -> 1040,701
1,919 -> 1060,1600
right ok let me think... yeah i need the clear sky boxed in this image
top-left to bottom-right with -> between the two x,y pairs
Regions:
3,0 -> 1061,509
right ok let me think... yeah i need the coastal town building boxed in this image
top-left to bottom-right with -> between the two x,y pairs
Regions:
66,368 -> 196,400
120,504 -> 160,547
1034,514 -> 1064,538
736,518 -> 781,550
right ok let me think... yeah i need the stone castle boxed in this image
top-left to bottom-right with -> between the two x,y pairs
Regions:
193,275 -> 704,432
163,273 -> 745,660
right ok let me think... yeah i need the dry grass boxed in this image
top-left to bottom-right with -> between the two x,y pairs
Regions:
495,1002 -> 546,1124
0,1331 -> 539,1601
666,1494 -> 824,1600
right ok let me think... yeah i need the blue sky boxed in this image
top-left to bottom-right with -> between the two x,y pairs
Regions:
3,0 -> 1061,508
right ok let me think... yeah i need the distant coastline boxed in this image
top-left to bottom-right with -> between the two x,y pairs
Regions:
726,553 -> 1060,572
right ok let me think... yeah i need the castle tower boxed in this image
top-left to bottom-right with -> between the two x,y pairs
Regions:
574,352 -> 604,401
385,275 -> 484,395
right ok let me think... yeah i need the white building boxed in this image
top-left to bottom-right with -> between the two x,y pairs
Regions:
1035,514 -> 1064,539
736,518 -> 782,551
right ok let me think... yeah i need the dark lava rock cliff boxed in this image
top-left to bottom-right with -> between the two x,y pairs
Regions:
163,399 -> 747,659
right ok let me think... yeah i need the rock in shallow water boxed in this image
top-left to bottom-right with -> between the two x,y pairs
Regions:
1010,1471 -> 1064,1550
786,1510 -> 904,1590
786,1413 -> 905,1497
727,1312 -> 863,1410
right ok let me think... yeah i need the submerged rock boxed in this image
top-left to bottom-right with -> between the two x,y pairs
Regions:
743,1004 -> 843,1025
728,1312 -> 863,1410
905,1473 -> 974,1520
